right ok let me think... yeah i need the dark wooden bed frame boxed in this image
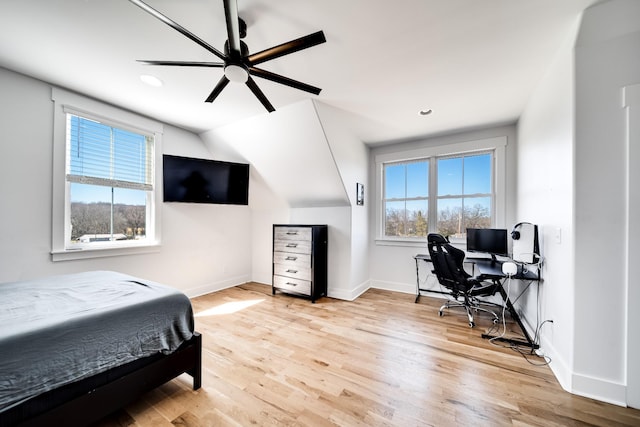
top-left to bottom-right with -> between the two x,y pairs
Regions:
1,332 -> 201,427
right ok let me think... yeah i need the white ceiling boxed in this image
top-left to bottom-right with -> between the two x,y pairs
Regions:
0,0 -> 599,145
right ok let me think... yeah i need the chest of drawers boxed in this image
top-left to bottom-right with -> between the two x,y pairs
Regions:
272,224 -> 328,302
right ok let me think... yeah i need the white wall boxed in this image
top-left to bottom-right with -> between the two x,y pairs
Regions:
0,67 -> 370,301
572,0 -> 640,405
623,83 -> 640,409
201,101 -> 349,209
290,206 -> 353,299
518,0 -> 640,406
517,16 -> 579,391
314,101 -> 371,298
368,125 -> 518,295
0,67 -> 252,297
201,100 -> 370,299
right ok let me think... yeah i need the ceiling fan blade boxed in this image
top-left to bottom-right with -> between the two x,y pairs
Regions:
223,0 -> 241,56
249,67 -> 321,95
129,0 -> 226,61
245,76 -> 275,112
205,76 -> 230,103
138,60 -> 225,68
247,31 -> 326,66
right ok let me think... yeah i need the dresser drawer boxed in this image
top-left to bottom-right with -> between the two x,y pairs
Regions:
273,252 -> 311,267
274,264 -> 311,281
274,227 -> 312,241
274,240 -> 311,254
273,275 -> 311,295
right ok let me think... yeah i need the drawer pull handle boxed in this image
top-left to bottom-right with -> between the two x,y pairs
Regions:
285,256 -> 298,261
286,269 -> 298,274
286,243 -> 298,248
286,282 -> 298,286
286,231 -> 298,235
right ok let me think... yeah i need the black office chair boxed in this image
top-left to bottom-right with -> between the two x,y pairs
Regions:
427,233 -> 499,327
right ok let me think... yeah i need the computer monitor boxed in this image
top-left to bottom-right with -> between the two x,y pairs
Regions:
466,228 -> 509,262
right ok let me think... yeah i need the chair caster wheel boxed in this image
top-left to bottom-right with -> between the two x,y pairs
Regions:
493,318 -> 499,324
438,311 -> 444,317
469,322 -> 475,328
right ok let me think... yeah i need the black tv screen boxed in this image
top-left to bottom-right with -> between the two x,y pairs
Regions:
466,228 -> 508,258
163,155 -> 249,205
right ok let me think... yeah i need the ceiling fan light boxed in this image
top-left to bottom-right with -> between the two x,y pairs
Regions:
224,64 -> 248,83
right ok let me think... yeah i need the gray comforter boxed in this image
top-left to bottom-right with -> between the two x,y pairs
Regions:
0,271 -> 194,412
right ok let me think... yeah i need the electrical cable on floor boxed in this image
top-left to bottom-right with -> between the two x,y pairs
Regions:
497,316 -> 552,366
511,342 -> 552,366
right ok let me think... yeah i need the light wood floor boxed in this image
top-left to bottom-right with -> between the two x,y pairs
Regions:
93,283 -> 640,426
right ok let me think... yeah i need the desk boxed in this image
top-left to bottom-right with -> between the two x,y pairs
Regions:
414,254 -> 541,349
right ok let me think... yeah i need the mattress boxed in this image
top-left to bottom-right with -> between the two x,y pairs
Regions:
0,271 -> 194,412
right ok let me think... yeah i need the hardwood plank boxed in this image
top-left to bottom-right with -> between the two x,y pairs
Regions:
91,284 -> 640,426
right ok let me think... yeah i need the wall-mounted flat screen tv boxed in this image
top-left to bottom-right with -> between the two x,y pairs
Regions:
163,155 -> 249,205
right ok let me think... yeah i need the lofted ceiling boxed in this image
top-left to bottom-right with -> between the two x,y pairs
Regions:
0,0 -> 600,145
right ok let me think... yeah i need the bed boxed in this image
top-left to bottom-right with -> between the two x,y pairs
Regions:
0,270 -> 202,427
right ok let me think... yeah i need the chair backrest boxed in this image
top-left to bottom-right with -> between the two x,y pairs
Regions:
427,233 -> 471,293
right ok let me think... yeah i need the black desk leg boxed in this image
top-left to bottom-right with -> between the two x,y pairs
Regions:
481,279 -> 539,350
415,258 -> 420,303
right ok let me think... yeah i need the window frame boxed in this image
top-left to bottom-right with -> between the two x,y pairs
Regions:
51,88 -> 163,261
375,136 -> 507,247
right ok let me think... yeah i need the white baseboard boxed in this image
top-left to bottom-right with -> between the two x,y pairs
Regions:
369,280 -> 415,295
530,324 -> 627,407
328,279 -> 371,301
572,373 -> 627,407
538,335 -> 572,393
184,274 -> 250,298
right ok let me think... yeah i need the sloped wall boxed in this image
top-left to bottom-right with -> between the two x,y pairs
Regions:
200,100 -> 370,299
313,101 -> 371,298
202,100 -> 349,209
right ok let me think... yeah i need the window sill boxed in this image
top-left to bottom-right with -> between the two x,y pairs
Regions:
375,238 -> 427,248
51,242 -> 161,262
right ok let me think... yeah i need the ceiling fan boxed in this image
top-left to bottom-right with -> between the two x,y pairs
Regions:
129,0 -> 326,112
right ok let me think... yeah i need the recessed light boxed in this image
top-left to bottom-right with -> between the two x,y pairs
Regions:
419,109 -> 433,116
140,74 -> 163,87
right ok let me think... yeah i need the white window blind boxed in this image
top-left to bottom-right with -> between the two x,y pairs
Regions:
66,113 -> 153,191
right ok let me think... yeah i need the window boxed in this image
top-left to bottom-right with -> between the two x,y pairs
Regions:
436,153 -> 492,237
376,136 -> 506,244
67,114 -> 153,245
51,88 -> 163,260
383,160 -> 429,237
